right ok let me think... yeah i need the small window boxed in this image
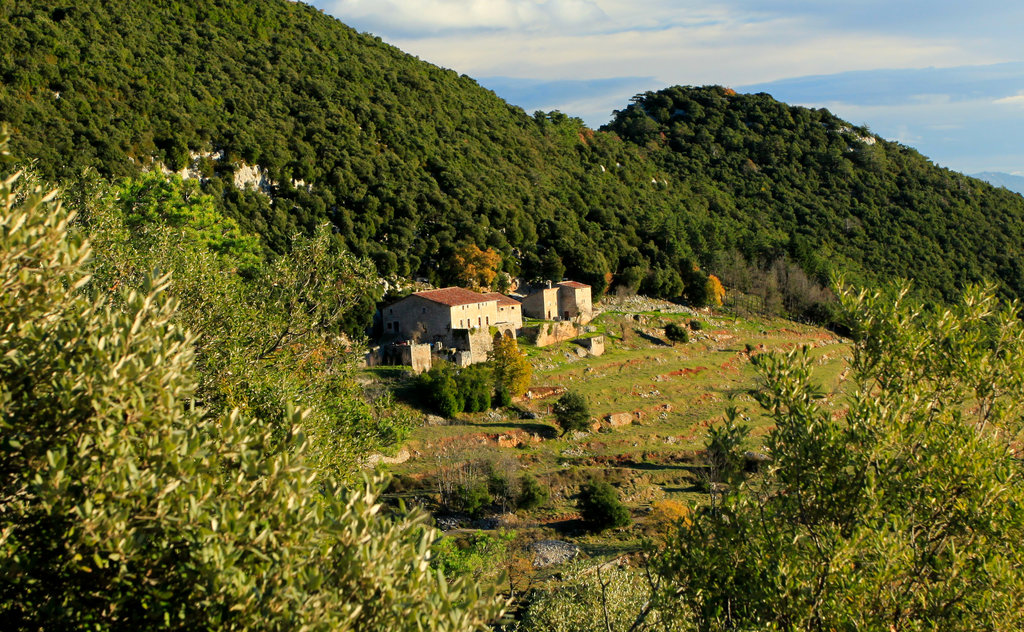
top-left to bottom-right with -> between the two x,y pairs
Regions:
486,316 -> 490,325
422,307 -> 426,314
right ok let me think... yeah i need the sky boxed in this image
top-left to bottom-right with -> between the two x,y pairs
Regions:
308,0 -> 1024,176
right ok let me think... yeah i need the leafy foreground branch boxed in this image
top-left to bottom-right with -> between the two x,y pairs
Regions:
653,282 -> 1024,630
0,129 -> 504,630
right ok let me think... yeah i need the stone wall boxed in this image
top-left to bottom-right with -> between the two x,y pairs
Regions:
385,295 -> 451,342
384,294 -> 500,349
452,328 -> 495,364
575,335 -> 605,356
522,321 -> 581,347
400,343 -> 433,373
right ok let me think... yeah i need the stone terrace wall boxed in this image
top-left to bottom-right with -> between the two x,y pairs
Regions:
522,321 -> 581,347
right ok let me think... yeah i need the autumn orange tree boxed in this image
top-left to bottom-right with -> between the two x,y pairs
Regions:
706,274 -> 725,306
451,243 -> 501,290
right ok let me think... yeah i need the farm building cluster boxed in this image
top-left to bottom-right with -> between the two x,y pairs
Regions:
366,281 -> 600,372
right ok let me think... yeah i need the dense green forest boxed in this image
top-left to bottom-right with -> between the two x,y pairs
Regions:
3,0 -> 1024,310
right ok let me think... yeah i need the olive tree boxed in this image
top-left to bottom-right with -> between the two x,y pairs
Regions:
0,129 -> 504,631
652,282 -> 1024,631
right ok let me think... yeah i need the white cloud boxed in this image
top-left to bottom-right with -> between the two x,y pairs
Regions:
306,0 -> 1024,173
994,92 -> 1024,106
318,0 -> 606,34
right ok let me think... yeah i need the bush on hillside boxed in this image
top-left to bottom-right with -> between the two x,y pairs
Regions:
664,322 -> 689,343
517,474 -> 550,511
578,480 -> 631,532
552,391 -> 591,436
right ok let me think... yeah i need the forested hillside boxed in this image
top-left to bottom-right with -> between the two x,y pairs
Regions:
605,86 -> 1024,302
3,0 -> 1024,307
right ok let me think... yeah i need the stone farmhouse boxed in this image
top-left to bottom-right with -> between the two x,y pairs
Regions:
380,287 -> 522,368
369,280 -> 592,372
520,280 -> 593,324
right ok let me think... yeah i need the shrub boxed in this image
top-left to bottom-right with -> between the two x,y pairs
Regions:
648,499 -> 692,536
704,408 -> 750,490
664,322 -> 689,343
578,480 -> 631,532
490,333 -> 532,397
517,474 -> 549,511
516,560 -> 675,632
654,282 -> 1024,631
0,130 -> 504,630
494,384 -> 512,408
457,364 -> 493,413
552,391 -> 591,435
421,362 -> 463,417
689,318 -> 703,331
455,481 -> 493,518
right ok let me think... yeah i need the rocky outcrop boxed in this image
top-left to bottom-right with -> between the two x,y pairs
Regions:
528,540 -> 580,567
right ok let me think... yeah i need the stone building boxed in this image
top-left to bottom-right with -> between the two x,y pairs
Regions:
555,281 -> 593,323
481,292 -> 523,336
521,280 -> 593,324
381,287 -> 524,367
384,287 -> 498,344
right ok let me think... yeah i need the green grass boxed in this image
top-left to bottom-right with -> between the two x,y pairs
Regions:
376,302 -> 849,560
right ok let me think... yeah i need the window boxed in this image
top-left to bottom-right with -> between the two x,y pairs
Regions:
486,316 -> 489,325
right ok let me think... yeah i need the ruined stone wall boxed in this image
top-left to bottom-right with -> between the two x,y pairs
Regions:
575,335 -> 605,356
400,343 -> 433,373
453,328 -> 495,363
522,321 -> 581,347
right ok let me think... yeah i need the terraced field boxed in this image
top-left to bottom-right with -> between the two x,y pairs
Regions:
377,296 -> 849,533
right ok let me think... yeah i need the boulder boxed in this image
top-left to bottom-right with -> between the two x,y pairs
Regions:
606,412 -> 634,428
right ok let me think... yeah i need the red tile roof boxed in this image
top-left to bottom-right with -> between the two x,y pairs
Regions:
413,287 -> 498,307
481,292 -> 521,307
558,280 -> 590,289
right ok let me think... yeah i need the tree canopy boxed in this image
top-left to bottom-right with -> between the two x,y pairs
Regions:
3,3 -> 1024,312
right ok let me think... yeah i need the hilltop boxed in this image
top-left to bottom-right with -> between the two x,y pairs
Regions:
3,1 -> 1024,308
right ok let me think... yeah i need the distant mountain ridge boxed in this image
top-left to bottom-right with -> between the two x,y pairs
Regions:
2,0 -> 1024,308
973,172 -> 1024,196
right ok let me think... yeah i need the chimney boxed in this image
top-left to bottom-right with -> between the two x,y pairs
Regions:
546,280 -> 552,289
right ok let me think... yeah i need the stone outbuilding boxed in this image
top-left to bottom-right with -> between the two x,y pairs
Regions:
521,280 -> 593,324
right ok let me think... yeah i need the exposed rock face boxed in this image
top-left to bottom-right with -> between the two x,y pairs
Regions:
233,162 -> 276,194
363,448 -> 411,468
424,414 -> 448,426
528,540 -> 580,567
435,514 -> 467,531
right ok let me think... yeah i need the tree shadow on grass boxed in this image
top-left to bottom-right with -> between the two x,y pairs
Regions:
457,420 -> 559,438
636,329 -> 672,347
